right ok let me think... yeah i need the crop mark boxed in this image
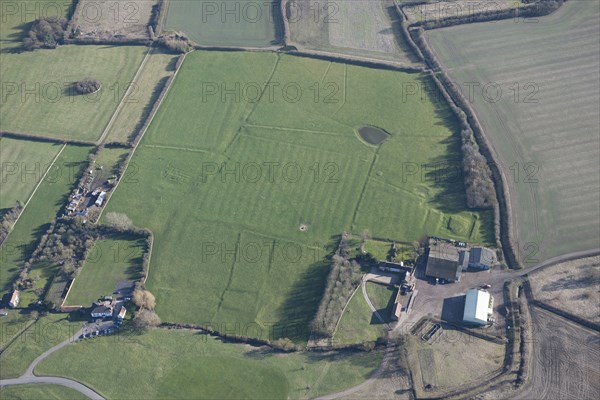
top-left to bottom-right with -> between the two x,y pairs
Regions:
142,144 -> 210,154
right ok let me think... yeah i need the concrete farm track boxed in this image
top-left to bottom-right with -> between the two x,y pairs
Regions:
0,328 -> 105,400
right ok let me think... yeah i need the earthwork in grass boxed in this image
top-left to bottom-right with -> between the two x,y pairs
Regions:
104,51 -> 494,342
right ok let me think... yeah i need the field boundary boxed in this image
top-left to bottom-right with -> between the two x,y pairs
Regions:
0,131 -> 95,146
96,46 -> 154,145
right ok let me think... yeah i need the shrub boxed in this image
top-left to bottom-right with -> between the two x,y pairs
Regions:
156,33 -> 194,54
133,309 -> 161,331
75,78 -> 101,95
23,17 -> 68,49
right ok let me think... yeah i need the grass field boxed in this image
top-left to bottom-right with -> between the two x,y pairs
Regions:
334,287 -> 386,345
0,137 -> 62,210
288,0 -> 420,65
366,282 -> 395,319
165,0 -> 281,47
104,48 -> 178,144
37,328 -> 382,399
0,145 -> 91,296
0,313 -> 82,379
0,45 -> 146,141
65,236 -> 144,306
0,311 -> 36,349
0,384 -> 87,400
427,0 -> 600,264
104,51 -> 493,340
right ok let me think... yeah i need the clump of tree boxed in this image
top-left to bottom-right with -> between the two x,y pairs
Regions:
156,32 -> 194,54
133,288 -> 156,310
271,338 -> 301,352
310,232 -> 363,338
0,201 -> 23,245
24,17 -> 68,49
75,78 -> 101,95
461,129 -> 496,208
133,309 -> 161,331
37,218 -> 98,278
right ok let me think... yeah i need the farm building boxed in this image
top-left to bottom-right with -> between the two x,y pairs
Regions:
425,240 -> 465,282
469,247 -> 496,270
463,288 -> 494,325
95,191 -> 107,207
8,290 -> 19,308
91,304 -> 113,318
117,306 -> 127,320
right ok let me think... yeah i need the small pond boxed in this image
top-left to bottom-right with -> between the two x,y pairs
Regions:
358,126 -> 390,145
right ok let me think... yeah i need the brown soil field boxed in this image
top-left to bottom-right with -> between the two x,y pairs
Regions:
405,324 -> 505,397
529,256 -> 600,325
403,0 -> 518,24
72,0 -> 158,41
287,0 -> 420,65
514,307 -> 600,400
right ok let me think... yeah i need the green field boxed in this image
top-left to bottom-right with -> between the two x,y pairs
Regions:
37,329 -> 381,399
65,237 -> 144,306
366,282 -> 395,319
0,145 -> 91,295
0,384 -> 87,400
0,313 -> 82,379
165,0 -> 281,47
0,137 -> 62,210
427,0 -> 600,264
103,51 -> 493,340
288,0 -> 420,65
105,48 -> 178,144
334,288 -> 386,345
0,45 -> 146,141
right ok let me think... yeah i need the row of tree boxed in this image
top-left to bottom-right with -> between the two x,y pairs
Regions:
310,232 -> 363,338
461,129 -> 497,208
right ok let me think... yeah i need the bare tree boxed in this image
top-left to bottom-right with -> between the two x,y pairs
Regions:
133,289 -> 156,310
133,309 -> 161,330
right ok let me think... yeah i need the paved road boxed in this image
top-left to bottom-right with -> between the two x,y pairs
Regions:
0,327 -> 105,400
0,376 -> 104,399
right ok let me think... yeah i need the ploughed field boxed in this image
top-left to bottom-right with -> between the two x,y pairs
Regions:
287,0 -> 420,65
426,0 -> 600,265
104,51 -> 493,341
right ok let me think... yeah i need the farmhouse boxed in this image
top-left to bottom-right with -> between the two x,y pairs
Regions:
8,290 -> 20,308
91,304 -> 113,319
425,240 -> 465,282
469,247 -> 496,270
463,288 -> 494,325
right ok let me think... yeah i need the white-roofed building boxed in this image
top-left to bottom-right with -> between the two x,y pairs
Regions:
463,288 -> 493,325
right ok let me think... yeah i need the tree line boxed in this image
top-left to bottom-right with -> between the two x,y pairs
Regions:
310,232 -> 363,339
0,202 -> 23,246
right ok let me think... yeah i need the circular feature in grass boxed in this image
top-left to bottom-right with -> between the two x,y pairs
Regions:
299,224 -> 309,232
357,126 -> 390,145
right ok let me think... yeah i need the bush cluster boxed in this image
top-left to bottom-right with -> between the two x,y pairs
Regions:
24,17 -> 68,49
156,33 -> 193,54
75,78 -> 101,95
310,232 -> 363,338
0,202 -> 23,245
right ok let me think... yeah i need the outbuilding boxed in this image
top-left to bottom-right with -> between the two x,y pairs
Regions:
468,247 -> 496,270
91,305 -> 113,319
8,290 -> 20,308
463,288 -> 493,325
